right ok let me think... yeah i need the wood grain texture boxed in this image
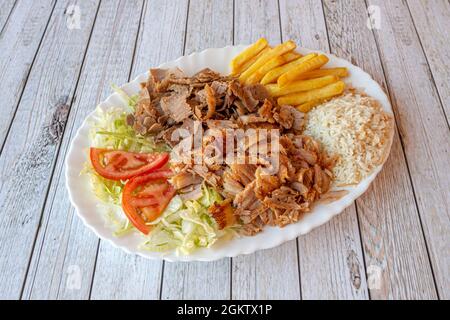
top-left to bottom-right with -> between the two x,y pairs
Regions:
324,0 -> 438,299
0,0 -> 16,33
0,0 -> 100,299
130,0 -> 189,78
233,0 -> 280,44
0,0 -> 55,149
230,0 -> 300,300
159,0 -> 233,300
162,260 -> 231,299
280,0 -> 368,300
367,0 -> 449,299
90,0 -> 190,300
0,0 -> 446,300
21,0 -> 143,300
232,245 -> 300,300
407,0 -> 450,124
183,0 -> 233,54
90,243 -> 162,300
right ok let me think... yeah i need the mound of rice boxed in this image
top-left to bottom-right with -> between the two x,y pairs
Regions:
303,92 -> 394,186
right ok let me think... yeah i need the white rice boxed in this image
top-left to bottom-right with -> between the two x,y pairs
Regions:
304,92 -> 393,186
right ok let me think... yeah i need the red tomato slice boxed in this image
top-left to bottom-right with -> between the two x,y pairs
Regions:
122,170 -> 175,235
90,148 -> 169,181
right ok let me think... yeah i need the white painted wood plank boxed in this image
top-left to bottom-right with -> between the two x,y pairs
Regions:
297,214 -> 367,300
162,260 -> 231,300
232,245 -> 300,300
324,0 -> 439,299
183,0 -> 233,55
130,0 -> 189,78
233,0 -> 281,45
21,0 -> 143,300
23,0 -> 189,300
231,0 -> 301,300
0,0 -> 16,32
90,244 -> 163,300
367,0 -> 449,299
407,0 -> 450,123
279,0 -> 368,300
0,0 -> 100,300
0,0 -> 55,148
90,0 -> 190,300
160,0 -> 233,300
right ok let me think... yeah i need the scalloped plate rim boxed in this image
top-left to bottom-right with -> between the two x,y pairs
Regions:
65,45 -> 393,262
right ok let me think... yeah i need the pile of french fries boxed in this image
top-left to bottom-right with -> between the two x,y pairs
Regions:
230,38 -> 349,112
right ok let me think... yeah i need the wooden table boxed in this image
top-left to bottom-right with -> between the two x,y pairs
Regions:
0,0 -> 448,300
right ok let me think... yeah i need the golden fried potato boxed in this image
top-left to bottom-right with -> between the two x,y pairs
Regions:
260,53 -> 317,85
296,99 -> 325,113
296,67 -> 349,80
277,80 -> 345,105
230,38 -> 268,74
245,52 -> 301,84
277,54 -> 329,87
231,47 -> 271,76
239,40 -> 297,83
265,75 -> 338,97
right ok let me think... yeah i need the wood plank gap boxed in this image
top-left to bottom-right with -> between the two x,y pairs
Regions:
229,0 -> 235,300
18,0 -> 101,299
279,0 -> 302,299
324,0 -> 369,300
283,0 -> 368,299
87,0 -> 146,299
0,0 -> 18,36
158,261 -> 165,300
354,203 -> 370,300
320,0 -> 331,47
182,0 -> 190,56
0,0 -> 58,156
53,209 -> 77,300
232,0 -> 235,45
277,0 -> 283,42
362,0 -> 440,298
127,0 -> 146,81
232,0 -> 299,300
87,240 -> 101,300
19,0 -> 145,300
324,0 -> 436,299
404,1 -> 449,130
229,258 -> 233,300
295,239 -> 302,300
158,0 -> 190,300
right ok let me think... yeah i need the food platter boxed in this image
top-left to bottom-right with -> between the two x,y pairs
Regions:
65,45 -> 394,261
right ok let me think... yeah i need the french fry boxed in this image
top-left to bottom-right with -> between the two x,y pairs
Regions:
296,99 -> 325,113
277,54 -> 329,87
245,52 -> 301,84
231,47 -> 271,76
260,53 -> 317,85
230,38 -> 268,74
277,80 -> 345,105
265,75 -> 339,97
239,40 -> 297,83
296,67 -> 349,80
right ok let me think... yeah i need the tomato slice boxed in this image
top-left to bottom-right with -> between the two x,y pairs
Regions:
90,148 -> 169,181
122,170 -> 175,235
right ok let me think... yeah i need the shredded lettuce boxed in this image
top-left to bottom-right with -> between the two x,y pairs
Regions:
85,87 -> 232,255
90,107 -> 168,153
103,205 -> 135,237
111,83 -> 139,110
85,98 -> 167,236
82,163 -> 124,205
140,185 -> 227,255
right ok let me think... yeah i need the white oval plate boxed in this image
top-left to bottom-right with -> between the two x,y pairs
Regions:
65,45 -> 393,261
